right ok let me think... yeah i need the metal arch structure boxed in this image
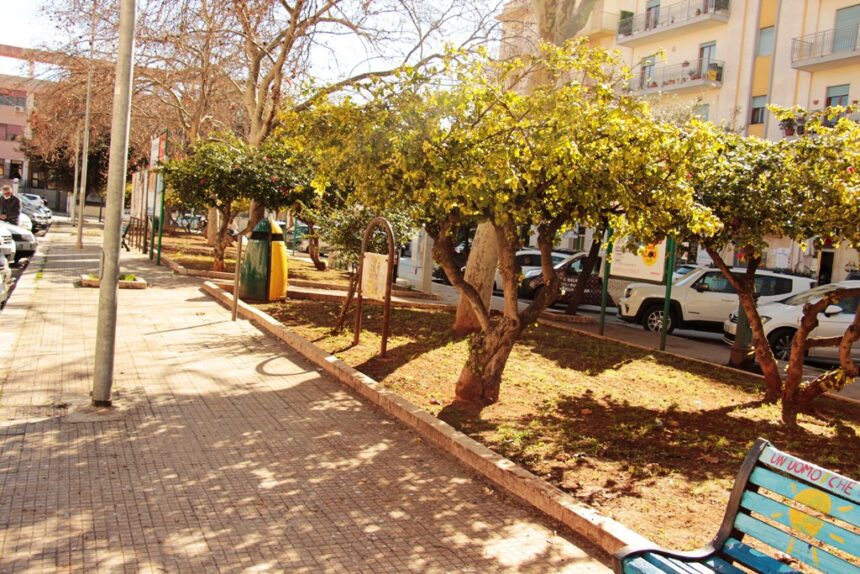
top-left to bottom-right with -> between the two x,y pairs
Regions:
353,217 -> 396,356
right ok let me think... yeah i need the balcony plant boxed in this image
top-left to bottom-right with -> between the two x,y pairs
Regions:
779,117 -> 796,136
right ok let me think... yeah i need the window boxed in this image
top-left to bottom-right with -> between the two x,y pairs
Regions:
695,272 -> 736,294
834,4 -> 860,53
692,103 -> 710,120
754,275 -> 792,297
757,27 -> 775,56
517,253 -> 539,268
0,124 -> 23,141
645,0 -> 660,30
838,296 -> 859,314
750,95 -> 767,124
826,84 -> 849,107
0,91 -> 26,108
9,161 -> 22,180
640,56 -> 656,89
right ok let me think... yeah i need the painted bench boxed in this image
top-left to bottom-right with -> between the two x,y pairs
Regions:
614,437 -> 859,574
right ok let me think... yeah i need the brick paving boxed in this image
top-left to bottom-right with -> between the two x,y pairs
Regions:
0,223 -> 610,573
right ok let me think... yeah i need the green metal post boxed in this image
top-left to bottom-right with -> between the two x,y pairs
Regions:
599,226 -> 614,336
660,237 -> 677,351
292,217 -> 299,255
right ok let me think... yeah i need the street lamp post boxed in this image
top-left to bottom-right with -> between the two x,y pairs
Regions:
92,0 -> 137,407
76,1 -> 97,250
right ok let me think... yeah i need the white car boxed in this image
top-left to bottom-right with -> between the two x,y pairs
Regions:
493,249 -> 569,292
0,253 -> 11,307
0,221 -> 36,263
618,268 -> 815,333
12,212 -> 33,233
723,281 -> 860,362
0,225 -> 16,260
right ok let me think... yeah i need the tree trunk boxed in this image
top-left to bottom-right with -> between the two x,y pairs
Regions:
786,288 -> 860,420
247,198 -> 265,233
333,274 -> 359,334
455,318 -> 521,403
737,289 -> 783,403
211,207 -> 231,272
206,206 -> 219,246
307,236 -> 326,271
706,247 -> 783,403
565,236 -> 601,315
453,222 -> 498,336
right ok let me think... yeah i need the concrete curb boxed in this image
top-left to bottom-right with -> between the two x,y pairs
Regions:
201,280 -> 652,557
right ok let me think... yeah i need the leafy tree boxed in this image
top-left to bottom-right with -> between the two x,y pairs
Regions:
311,42 -> 716,404
160,134 -> 250,270
459,0 -> 602,331
685,112 -> 860,425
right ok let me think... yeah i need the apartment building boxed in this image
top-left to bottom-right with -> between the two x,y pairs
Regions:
499,0 -> 859,283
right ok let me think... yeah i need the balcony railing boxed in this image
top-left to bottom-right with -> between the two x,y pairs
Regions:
629,59 -> 724,93
618,0 -> 730,40
791,24 -> 860,66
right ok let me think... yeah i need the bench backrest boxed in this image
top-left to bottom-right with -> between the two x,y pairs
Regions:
716,438 -> 859,573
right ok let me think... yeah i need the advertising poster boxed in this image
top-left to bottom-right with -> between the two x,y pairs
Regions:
610,236 -> 668,284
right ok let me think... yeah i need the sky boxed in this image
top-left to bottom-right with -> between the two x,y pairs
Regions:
0,0 -> 53,76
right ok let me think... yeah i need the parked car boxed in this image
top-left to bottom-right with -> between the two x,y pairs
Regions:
21,203 -> 51,232
723,280 -> 860,362
493,249 -> 569,292
673,263 -> 704,281
0,253 -> 11,307
21,193 -> 50,211
0,221 -> 36,263
0,225 -> 16,261
519,251 -> 618,307
618,268 -> 815,333
847,270 -> 860,281
432,240 -> 473,284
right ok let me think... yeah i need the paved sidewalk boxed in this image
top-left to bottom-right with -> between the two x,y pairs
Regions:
0,225 -> 609,573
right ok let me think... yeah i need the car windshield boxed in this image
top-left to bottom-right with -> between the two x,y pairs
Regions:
782,284 -> 839,306
551,254 -> 567,266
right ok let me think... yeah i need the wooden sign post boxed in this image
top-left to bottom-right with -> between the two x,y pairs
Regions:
353,217 -> 396,356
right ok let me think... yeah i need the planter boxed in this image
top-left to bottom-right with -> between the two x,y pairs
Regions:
80,274 -> 148,289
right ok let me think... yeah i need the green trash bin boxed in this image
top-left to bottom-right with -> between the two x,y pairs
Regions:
239,219 -> 273,301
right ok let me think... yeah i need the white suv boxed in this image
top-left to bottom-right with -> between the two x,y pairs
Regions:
618,268 -> 815,333
723,281 -> 860,362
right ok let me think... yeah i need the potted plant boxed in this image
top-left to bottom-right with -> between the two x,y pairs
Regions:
780,118 -> 796,136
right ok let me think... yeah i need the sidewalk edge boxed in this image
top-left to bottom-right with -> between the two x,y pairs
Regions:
201,280 -> 653,557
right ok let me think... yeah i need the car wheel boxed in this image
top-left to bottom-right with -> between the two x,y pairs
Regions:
767,328 -> 796,362
641,304 -> 677,334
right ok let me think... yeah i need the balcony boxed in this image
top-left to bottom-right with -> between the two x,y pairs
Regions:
617,0 -> 730,47
628,59 -> 724,94
582,11 -> 620,39
791,24 -> 860,71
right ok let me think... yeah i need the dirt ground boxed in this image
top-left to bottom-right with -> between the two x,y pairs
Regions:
257,299 -> 860,551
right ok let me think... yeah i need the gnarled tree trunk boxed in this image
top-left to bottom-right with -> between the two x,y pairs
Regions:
453,222 -> 498,336
211,206 -> 232,272
455,318 -> 522,402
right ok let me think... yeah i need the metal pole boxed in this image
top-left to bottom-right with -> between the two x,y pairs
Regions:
156,130 -> 167,264
659,237 -> 677,351
76,0 -> 97,250
70,127 -> 80,221
598,226 -> 614,336
232,235 -> 244,321
92,0 -> 137,407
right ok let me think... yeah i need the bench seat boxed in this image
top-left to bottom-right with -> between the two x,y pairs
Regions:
614,438 -> 859,574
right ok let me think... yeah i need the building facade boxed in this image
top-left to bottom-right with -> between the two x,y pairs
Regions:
499,0 -> 859,283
